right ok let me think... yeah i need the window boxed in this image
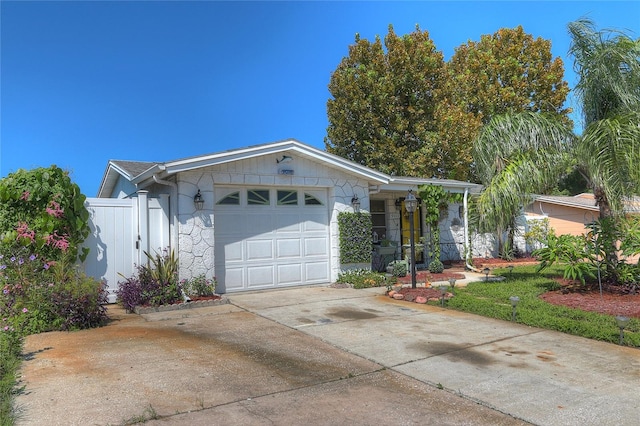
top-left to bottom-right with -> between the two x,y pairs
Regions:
247,189 -> 270,205
217,192 -> 240,205
370,199 -> 387,240
277,190 -> 298,205
304,193 -> 323,205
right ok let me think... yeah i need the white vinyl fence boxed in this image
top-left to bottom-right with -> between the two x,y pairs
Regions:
81,192 -> 170,303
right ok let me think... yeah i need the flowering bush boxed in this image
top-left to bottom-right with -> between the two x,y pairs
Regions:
116,250 -> 182,312
0,248 -> 108,335
0,166 -> 90,263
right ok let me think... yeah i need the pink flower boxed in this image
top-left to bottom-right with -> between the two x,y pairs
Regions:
20,191 -> 30,201
22,308 -> 28,313
45,200 -> 64,218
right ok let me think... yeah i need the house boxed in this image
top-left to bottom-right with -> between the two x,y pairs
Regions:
524,194 -> 601,236
91,139 -> 481,298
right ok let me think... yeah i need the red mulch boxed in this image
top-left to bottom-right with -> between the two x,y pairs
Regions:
540,280 -> 640,319
396,270 -> 465,286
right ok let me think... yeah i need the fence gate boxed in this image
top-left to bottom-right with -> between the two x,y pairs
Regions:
81,192 -> 170,303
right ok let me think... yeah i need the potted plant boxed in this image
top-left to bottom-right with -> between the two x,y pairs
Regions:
376,239 -> 397,256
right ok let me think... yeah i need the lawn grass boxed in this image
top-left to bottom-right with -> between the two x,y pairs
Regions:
446,265 -> 640,348
0,332 -> 22,426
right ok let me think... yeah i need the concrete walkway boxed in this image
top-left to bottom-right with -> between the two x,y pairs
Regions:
15,283 -> 639,425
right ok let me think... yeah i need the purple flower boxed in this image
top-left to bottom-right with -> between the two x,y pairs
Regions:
0,265 -> 6,270
29,254 -> 36,261
10,257 -> 16,262
18,258 -> 24,265
43,263 -> 50,270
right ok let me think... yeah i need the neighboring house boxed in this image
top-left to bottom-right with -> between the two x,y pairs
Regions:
525,194 -> 601,236
525,193 -> 640,236
90,139 -> 481,298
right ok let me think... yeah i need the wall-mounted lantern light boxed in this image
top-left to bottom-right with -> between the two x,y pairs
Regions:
351,195 -> 361,213
194,190 -> 205,211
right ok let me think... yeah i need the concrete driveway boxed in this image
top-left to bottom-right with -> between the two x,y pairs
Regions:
15,285 -> 639,425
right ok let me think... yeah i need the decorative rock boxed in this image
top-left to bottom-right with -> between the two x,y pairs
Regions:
392,293 -> 405,300
388,290 -> 397,298
415,296 -> 427,304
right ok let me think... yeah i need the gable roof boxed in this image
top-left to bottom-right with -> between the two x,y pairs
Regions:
97,138 -> 482,197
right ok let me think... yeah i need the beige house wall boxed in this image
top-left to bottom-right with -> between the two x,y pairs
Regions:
525,202 -> 598,236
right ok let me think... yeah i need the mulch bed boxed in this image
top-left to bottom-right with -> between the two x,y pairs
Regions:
540,280 -> 640,319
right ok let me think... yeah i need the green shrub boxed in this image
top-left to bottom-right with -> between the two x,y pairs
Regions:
116,249 -> 182,310
389,260 -> 407,277
336,269 -> 391,289
338,212 -> 372,264
1,249 -> 108,335
428,259 -> 444,273
182,274 -> 216,297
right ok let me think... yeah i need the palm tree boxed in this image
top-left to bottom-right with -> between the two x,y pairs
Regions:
472,18 -> 640,264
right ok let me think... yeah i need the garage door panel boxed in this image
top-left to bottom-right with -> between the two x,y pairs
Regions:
304,215 -> 327,230
275,214 -> 302,232
247,266 -> 274,287
249,214 -> 275,236
277,238 -> 302,257
224,268 -> 245,291
246,240 -> 274,260
222,240 -> 244,262
306,262 -> 330,281
277,264 -> 303,284
304,237 -> 328,256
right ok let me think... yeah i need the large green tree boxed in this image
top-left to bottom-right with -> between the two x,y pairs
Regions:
325,25 -> 445,177
448,26 -> 571,124
473,19 -> 640,265
326,25 -> 571,181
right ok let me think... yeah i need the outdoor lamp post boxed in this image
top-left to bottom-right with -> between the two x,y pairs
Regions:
483,267 -> 491,281
509,296 -> 520,322
439,284 -> 448,307
615,316 -> 630,345
405,190 -> 418,289
448,277 -> 457,293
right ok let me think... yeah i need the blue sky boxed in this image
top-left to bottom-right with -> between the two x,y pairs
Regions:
1,1 -> 638,196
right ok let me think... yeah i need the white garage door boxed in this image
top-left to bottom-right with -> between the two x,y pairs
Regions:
214,187 -> 330,292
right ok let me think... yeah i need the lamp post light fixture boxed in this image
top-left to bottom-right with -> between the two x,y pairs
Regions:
404,190 -> 418,289
509,296 -> 520,322
615,316 -> 630,345
483,267 -> 491,281
448,277 -> 456,293
351,195 -> 361,213
193,190 -> 205,211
